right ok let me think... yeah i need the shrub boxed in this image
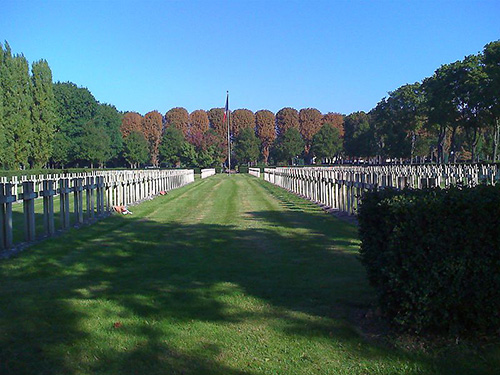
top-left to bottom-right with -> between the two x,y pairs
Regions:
358,185 -> 500,334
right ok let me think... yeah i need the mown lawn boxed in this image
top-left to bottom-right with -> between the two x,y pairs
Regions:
0,174 -> 498,374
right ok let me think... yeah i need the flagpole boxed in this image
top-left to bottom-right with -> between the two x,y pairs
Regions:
226,91 -> 231,173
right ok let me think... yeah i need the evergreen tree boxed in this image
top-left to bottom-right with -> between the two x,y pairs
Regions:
31,59 -> 57,168
0,45 -> 5,167
1,43 -> 33,169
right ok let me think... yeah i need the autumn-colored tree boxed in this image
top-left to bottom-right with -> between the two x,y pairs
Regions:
208,107 -> 226,138
275,107 -> 299,138
231,109 -> 254,138
322,112 -> 344,138
188,109 -> 209,147
255,109 -> 276,164
121,112 -> 143,138
299,108 -> 323,155
142,110 -> 163,166
208,107 -> 228,162
165,107 -> 189,137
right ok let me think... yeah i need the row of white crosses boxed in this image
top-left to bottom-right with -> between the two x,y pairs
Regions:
248,168 -> 261,178
200,169 -> 216,179
0,169 -> 195,250
263,164 -> 500,216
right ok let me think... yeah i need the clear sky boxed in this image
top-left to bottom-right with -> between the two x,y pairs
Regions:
2,0 -> 499,116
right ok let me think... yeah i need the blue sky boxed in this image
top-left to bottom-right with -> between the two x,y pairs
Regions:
2,0 -> 499,116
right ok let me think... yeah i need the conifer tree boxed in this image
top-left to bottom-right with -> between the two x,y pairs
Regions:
1,43 -> 33,169
31,59 -> 57,168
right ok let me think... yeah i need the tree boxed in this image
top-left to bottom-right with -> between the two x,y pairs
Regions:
311,123 -> 342,162
0,44 -> 5,167
94,103 -> 123,163
298,108 -> 322,157
53,82 -> 99,165
142,110 -> 163,166
51,132 -> 73,168
275,107 -> 299,138
322,112 -> 344,137
255,109 -> 276,164
30,59 -> 57,168
188,109 -> 209,147
208,107 -> 228,163
159,126 -> 185,166
482,40 -> 500,161
274,127 -> 304,165
371,83 -> 427,160
121,112 -> 144,138
79,122 -> 111,168
233,127 -> 260,165
343,112 -> 374,158
231,109 -> 254,138
165,107 -> 189,137
123,131 -> 149,168
1,43 -> 33,169
180,142 -> 197,167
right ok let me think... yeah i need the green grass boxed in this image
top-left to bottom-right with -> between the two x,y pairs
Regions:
0,174 -> 498,374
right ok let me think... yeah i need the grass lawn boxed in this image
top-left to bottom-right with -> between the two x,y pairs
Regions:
0,174 -> 498,374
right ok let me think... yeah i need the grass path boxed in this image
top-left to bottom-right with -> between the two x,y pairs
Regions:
0,175 -> 498,375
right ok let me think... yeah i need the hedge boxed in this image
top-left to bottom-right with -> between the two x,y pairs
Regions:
358,185 -> 500,334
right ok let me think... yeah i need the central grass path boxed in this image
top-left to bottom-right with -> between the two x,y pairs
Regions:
0,175 -> 497,375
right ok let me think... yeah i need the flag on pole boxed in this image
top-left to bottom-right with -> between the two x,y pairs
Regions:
223,91 -> 229,123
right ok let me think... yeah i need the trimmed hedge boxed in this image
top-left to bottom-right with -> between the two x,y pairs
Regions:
358,185 -> 500,334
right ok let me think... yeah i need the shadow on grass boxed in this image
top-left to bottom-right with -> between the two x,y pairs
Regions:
0,205 -> 496,374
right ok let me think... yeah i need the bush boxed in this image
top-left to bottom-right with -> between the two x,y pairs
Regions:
358,185 -> 500,334
238,165 -> 249,174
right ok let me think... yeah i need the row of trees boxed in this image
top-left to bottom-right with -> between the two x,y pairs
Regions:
1,39 -> 499,169
119,107 -> 344,168
347,40 -> 500,163
0,42 -> 123,170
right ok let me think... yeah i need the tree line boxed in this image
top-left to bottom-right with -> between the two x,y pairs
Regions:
1,39 -> 499,170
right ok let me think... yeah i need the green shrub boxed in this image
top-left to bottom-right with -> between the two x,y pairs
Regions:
358,185 -> 500,334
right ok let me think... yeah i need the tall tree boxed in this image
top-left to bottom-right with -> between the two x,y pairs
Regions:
188,109 -> 209,147
371,83 -> 427,160
311,123 -> 342,163
298,108 -> 322,156
142,110 -> 163,166
208,107 -> 228,163
275,107 -> 299,137
231,109 -> 254,138
121,112 -> 143,138
123,131 -> 149,168
322,112 -> 344,137
53,82 -> 99,165
79,122 -> 111,168
94,103 -> 123,162
343,111 -> 374,158
255,110 -> 276,164
1,43 -> 33,169
274,127 -> 304,165
159,126 -> 185,167
0,45 -> 5,167
483,40 -> 500,161
165,107 -> 189,137
233,127 -> 260,165
30,59 -> 57,168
